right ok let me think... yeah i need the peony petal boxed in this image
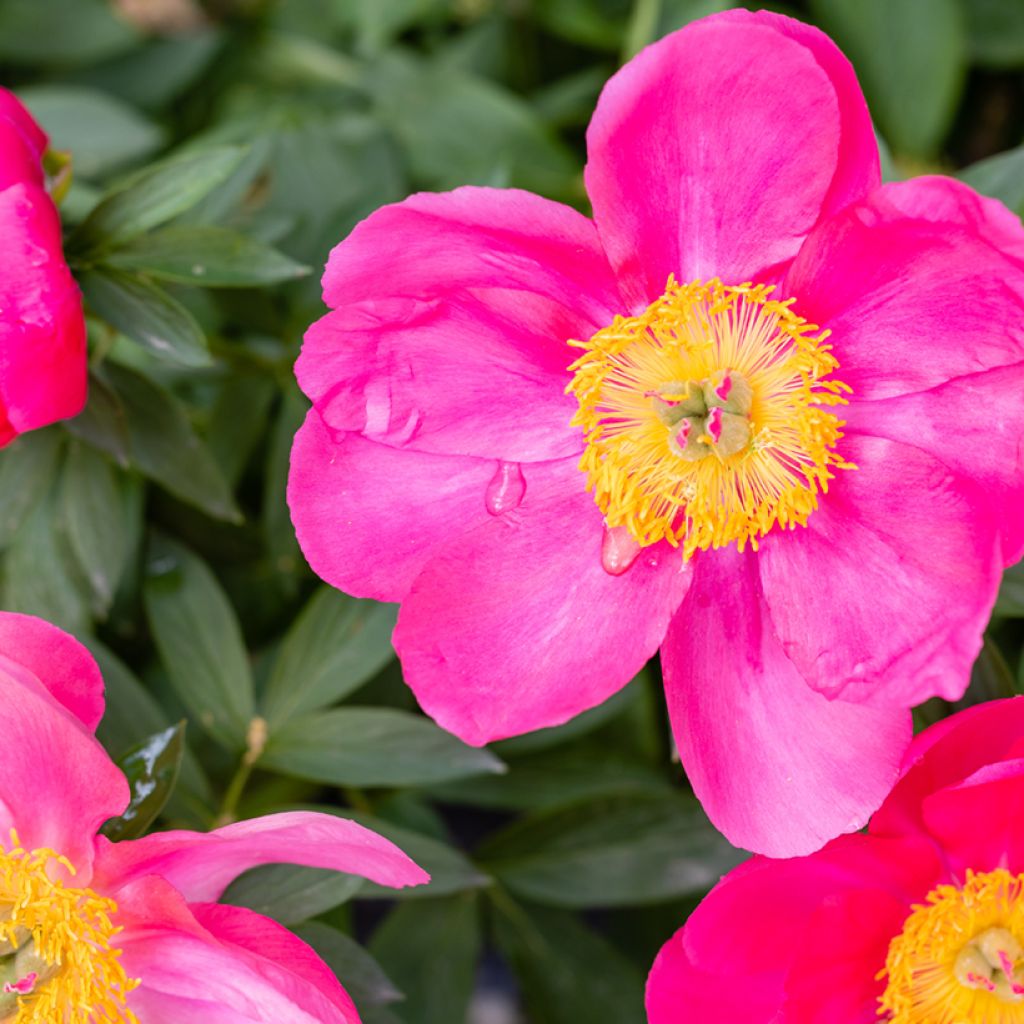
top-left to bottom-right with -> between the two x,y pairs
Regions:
0,89 -> 47,159
585,8 -> 878,307
661,546 -> 910,857
843,364 -> 1024,564
393,457 -> 691,745
94,810 -> 428,903
759,436 -> 1002,709
0,183 -> 86,439
785,177 -> 1024,403
304,186 -> 620,462
0,664 -> 126,875
288,411 -> 497,602
0,118 -> 43,190
0,612 -> 104,731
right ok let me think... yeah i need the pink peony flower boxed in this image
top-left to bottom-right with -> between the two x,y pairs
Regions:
646,697 -> 1024,1023
288,9 -> 1024,856
0,612 -> 428,1022
0,87 -> 86,447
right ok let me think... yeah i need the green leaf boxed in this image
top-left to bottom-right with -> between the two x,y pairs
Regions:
477,794 -> 745,908
143,537 -> 255,751
369,895 -> 481,1024
59,442 -> 129,615
810,0 -> 966,157
64,371 -> 131,467
81,268 -> 210,367
964,637 -> 1017,704
491,897 -> 645,1024
224,864 -> 363,925
966,0 -> 1024,67
98,362 -> 240,522
960,143 -> 1024,217
101,723 -> 186,841
294,923 -> 403,1008
262,588 -> 398,727
261,708 -> 504,787
73,145 -> 247,251
0,429 -> 63,550
18,86 -> 161,178
996,558 -> 1024,617
105,225 -> 310,287
0,0 -> 138,65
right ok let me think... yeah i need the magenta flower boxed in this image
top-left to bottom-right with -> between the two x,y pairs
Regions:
0,88 -> 86,446
288,9 -> 1024,855
646,697 -> 1024,1023
0,612 -> 428,1022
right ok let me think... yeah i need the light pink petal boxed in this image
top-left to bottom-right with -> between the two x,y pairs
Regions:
0,183 -> 86,441
94,810 -> 428,903
303,186 -> 620,462
0,612 -> 104,731
0,665 -> 127,875
759,436 -> 1002,709
394,458 -> 691,745
843,364 -> 1024,564
661,546 -> 910,857
118,884 -> 356,1024
785,177 -> 1024,403
585,8 -> 878,307
872,696 -> 1024,840
288,411 -> 496,602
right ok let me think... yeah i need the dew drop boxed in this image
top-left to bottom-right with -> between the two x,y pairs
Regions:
601,525 -> 642,576
485,461 -> 526,516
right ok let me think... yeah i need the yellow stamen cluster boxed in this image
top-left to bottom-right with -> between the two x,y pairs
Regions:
880,869 -> 1024,1023
567,277 -> 853,558
0,833 -> 138,1023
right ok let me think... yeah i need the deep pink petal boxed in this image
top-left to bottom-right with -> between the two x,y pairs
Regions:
288,411 -> 497,602
0,118 -> 43,190
304,187 -> 619,461
94,810 -> 428,903
759,436 -> 1002,709
0,665 -> 127,875
843,364 -> 1024,563
0,612 -> 104,731
394,457 -> 691,745
0,183 -> 86,441
0,89 -> 47,159
785,177 -> 1024,403
118,886 -> 356,1024
585,8 -> 878,307
872,696 -> 1024,841
661,546 -> 910,857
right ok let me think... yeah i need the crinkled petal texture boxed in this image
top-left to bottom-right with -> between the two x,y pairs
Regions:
787,175 -> 1024,563
646,833 -> 942,1024
94,810 -> 428,901
585,8 -> 879,306
394,458 -> 691,745
118,879 -> 361,1023
661,546 -> 911,857
0,182 -> 86,444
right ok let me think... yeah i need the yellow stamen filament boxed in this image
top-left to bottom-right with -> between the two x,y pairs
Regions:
0,832 -> 138,1023
567,277 -> 853,558
880,869 -> 1024,1023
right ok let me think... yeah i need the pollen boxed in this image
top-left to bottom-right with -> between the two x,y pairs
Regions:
566,277 -> 853,558
0,831 -> 139,1023
879,869 -> 1024,1023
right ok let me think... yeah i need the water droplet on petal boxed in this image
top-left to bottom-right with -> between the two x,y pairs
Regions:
601,525 -> 642,576
485,461 -> 526,516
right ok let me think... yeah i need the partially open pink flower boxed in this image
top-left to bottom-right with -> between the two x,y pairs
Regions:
0,88 -> 86,447
0,612 -> 428,1023
646,697 -> 1024,1023
289,9 -> 1024,856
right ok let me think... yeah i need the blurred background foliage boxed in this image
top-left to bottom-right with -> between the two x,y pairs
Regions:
0,0 -> 1022,1020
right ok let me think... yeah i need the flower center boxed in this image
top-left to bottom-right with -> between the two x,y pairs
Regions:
566,277 -> 853,559
880,869 -> 1024,1023
0,833 -> 138,1023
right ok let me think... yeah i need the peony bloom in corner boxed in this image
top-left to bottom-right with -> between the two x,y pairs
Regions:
0,612 -> 428,1022
646,697 -> 1024,1024
288,8 -> 1024,856
0,87 -> 86,447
